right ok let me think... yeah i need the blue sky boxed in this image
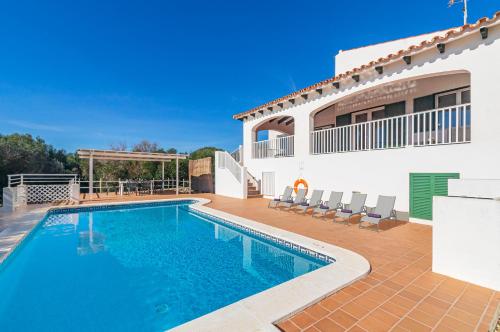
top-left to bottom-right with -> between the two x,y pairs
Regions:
0,0 -> 497,152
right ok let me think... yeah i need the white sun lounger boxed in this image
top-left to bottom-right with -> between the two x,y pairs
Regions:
268,186 -> 293,208
359,195 -> 397,231
280,188 -> 307,209
333,193 -> 367,225
294,190 -> 324,214
312,191 -> 343,217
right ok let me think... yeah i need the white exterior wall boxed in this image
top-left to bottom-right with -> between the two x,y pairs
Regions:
241,25 -> 500,214
433,194 -> 500,290
214,152 -> 248,199
335,29 -> 451,75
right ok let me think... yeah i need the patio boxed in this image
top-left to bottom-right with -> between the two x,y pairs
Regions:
74,193 -> 499,331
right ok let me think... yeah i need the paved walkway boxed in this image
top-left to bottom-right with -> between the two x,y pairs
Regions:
2,194 -> 498,331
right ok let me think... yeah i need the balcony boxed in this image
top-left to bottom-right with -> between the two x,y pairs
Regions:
252,135 -> 294,159
311,104 -> 471,154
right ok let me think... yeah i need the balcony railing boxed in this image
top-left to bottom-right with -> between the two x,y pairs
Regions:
311,103 -> 471,154
252,135 -> 294,159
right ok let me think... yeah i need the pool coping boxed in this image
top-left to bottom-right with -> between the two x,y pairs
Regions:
0,198 -> 371,331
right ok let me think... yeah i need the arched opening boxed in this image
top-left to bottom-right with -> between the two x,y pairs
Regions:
252,116 -> 295,158
310,71 -> 471,154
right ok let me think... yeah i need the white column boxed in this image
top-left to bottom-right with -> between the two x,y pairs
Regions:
89,155 -> 94,196
176,157 -> 179,195
161,161 -> 165,191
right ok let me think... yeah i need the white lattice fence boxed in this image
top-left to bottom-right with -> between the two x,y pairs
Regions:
26,185 -> 71,204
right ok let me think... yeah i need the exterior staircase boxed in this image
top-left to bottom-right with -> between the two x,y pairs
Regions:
247,179 -> 262,198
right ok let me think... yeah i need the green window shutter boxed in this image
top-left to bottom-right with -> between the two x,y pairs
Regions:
410,174 -> 433,220
410,173 -> 460,220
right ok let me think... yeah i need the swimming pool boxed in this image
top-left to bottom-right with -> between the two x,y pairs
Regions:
0,200 -> 332,331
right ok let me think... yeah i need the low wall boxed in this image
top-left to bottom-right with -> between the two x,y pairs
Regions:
214,152 -> 247,199
433,181 -> 500,291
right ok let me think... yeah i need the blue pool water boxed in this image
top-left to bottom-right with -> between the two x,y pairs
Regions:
0,201 -> 329,331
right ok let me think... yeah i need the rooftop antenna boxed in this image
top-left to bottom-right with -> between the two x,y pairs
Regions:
448,0 -> 468,25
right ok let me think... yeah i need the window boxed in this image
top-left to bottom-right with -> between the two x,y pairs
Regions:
435,87 -> 470,108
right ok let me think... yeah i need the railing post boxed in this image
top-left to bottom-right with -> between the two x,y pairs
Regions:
20,174 -> 24,186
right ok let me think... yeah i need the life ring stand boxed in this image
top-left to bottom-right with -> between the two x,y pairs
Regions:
293,178 -> 309,195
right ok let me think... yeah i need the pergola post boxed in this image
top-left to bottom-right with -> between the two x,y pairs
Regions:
89,154 -> 94,196
162,161 -> 165,191
176,157 -> 179,195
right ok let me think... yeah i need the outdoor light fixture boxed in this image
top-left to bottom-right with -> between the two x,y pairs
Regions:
288,98 -> 295,105
437,43 -> 445,53
301,94 -> 308,100
480,27 -> 488,39
375,66 -> 383,74
403,56 -> 411,65
332,82 -> 340,89
352,74 -> 360,82
316,88 -> 323,95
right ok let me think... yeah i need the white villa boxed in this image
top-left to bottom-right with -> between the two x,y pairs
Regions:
216,12 -> 500,224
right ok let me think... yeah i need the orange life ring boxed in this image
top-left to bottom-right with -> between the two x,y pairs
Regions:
293,178 -> 308,195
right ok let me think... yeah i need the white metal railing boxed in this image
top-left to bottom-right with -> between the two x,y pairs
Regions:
230,145 -> 242,164
7,174 -> 78,187
217,151 -> 243,182
311,104 -> 471,154
252,135 -> 294,159
78,179 -> 190,195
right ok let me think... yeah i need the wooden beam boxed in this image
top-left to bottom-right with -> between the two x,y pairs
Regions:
277,102 -> 284,108
277,116 -> 290,125
301,94 -> 308,100
403,55 -> 411,65
288,98 -> 295,105
332,82 -> 340,89
352,74 -> 360,82
375,66 -> 383,74
316,88 -> 323,95
437,43 -> 445,53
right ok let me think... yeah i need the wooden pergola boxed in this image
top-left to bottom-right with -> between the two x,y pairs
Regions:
76,149 -> 188,195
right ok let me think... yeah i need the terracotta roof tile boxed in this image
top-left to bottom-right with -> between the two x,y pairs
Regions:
233,11 -> 500,120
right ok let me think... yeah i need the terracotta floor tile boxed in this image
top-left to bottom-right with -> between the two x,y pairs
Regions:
369,308 -> 400,326
382,280 -> 405,292
342,301 -> 372,319
358,314 -> 395,332
347,325 -> 368,332
319,297 -> 342,311
328,309 -> 357,329
435,315 -> 475,332
303,326 -> 320,332
446,307 -> 481,326
380,300 -> 409,318
391,294 -> 418,310
408,308 -> 443,328
363,289 -> 391,304
312,318 -> 345,332
276,320 -> 301,332
290,311 -> 316,329
352,281 -> 373,293
395,317 -> 432,331
304,303 -> 330,320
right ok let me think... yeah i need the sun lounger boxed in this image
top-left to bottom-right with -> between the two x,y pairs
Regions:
312,191 -> 343,217
280,188 -> 307,209
294,190 -> 324,213
268,186 -> 293,208
359,195 -> 396,231
333,193 -> 367,225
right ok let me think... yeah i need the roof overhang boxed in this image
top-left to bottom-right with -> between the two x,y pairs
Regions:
77,149 -> 188,162
233,11 -> 500,120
